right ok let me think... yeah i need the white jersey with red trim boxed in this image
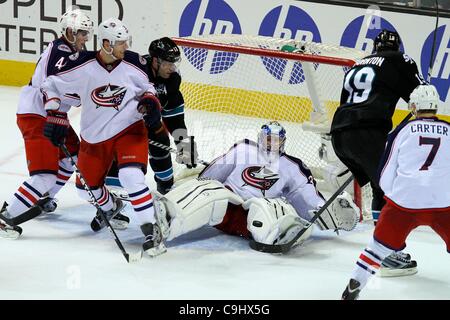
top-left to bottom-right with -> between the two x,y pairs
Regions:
41,50 -> 157,143
17,38 -> 81,117
199,139 -> 325,219
379,117 -> 450,209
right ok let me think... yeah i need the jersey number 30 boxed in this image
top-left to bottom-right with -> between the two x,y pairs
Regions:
343,66 -> 375,104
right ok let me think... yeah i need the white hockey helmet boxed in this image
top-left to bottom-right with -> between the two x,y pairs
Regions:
258,121 -> 287,154
408,84 -> 439,113
98,18 -> 132,48
60,9 -> 94,40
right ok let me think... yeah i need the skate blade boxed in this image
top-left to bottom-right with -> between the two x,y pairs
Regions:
0,229 -> 21,240
378,267 -> 418,277
144,243 -> 167,258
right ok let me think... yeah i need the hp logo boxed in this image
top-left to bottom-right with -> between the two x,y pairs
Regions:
179,0 -> 242,74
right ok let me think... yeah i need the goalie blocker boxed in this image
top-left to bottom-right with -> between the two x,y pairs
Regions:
152,178 -> 359,252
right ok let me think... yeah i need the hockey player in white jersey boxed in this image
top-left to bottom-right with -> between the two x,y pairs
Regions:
342,85 -> 450,300
0,8 -> 94,239
149,121 -> 360,254
34,18 -> 165,257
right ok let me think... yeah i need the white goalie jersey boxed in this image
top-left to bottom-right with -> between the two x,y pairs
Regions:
199,139 -> 325,220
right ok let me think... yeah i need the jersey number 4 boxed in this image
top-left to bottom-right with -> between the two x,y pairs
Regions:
419,136 -> 441,171
343,66 -> 375,104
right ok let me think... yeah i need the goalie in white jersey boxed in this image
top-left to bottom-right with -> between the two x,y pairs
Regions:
0,8 -> 94,239
36,18 -> 165,257
149,121 -> 360,255
342,85 -> 450,300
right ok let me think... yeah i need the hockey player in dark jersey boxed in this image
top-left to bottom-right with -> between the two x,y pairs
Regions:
144,37 -> 197,194
330,29 -> 426,275
106,37 -> 197,195
0,8 -> 94,239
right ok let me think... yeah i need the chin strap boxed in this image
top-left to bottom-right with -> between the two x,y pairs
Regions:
101,45 -> 119,61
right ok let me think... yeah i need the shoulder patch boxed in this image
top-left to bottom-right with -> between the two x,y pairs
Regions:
139,55 -> 147,65
57,44 -> 72,53
68,52 -> 79,61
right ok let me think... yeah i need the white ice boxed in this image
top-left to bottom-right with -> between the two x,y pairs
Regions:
0,85 -> 449,300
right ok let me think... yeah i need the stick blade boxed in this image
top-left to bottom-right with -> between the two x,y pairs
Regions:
125,250 -> 143,263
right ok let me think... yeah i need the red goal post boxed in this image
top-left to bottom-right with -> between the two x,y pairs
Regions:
172,35 -> 372,221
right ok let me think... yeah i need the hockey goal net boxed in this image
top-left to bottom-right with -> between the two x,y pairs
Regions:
172,34 -> 372,221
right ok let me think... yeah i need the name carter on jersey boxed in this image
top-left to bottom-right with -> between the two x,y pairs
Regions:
410,122 -> 448,135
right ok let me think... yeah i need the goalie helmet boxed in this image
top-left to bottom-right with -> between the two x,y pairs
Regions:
98,18 -> 132,48
148,37 -> 181,63
408,84 -> 439,113
257,121 -> 286,154
60,9 -> 94,40
373,29 -> 401,53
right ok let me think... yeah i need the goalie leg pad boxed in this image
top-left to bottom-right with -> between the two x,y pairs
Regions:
159,179 -> 243,241
244,198 -> 312,246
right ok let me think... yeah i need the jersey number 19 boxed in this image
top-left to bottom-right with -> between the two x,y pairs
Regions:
343,66 -> 375,104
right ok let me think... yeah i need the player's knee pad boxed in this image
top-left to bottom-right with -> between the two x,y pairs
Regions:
28,173 -> 58,194
244,197 -> 312,245
159,179 -> 243,241
118,166 -> 146,192
313,191 -> 359,231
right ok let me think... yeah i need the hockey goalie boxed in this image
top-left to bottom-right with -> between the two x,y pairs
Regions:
144,121 -> 360,256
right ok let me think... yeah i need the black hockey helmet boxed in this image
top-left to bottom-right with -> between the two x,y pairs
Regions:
148,37 -> 181,63
373,29 -> 401,53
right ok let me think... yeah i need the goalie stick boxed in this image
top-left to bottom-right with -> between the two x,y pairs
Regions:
60,144 -> 142,263
249,174 -> 354,254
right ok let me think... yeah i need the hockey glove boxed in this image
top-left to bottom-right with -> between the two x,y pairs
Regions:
138,94 -> 162,129
175,136 -> 198,168
43,111 -> 70,147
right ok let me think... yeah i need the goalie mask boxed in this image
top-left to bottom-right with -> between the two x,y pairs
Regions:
408,84 -> 439,114
373,29 -> 401,53
257,121 -> 286,154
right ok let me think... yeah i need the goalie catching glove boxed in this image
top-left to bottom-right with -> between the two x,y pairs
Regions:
311,191 -> 359,232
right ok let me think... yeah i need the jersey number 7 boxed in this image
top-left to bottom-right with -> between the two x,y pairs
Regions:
419,136 -> 441,171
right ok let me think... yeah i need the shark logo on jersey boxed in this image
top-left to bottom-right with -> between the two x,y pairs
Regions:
91,84 -> 127,110
258,5 -> 321,84
421,25 -> 449,102
179,0 -> 241,74
241,166 -> 279,195
340,16 -> 404,53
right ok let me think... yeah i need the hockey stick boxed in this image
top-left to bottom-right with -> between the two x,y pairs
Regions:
427,0 -> 439,83
398,1 -> 439,126
148,139 -> 210,166
60,144 -> 142,263
249,174 -> 354,254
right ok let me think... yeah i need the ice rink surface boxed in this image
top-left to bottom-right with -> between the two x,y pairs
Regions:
0,86 -> 449,300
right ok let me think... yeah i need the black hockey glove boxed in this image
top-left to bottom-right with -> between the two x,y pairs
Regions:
138,94 -> 162,129
43,111 -> 70,147
175,136 -> 198,168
